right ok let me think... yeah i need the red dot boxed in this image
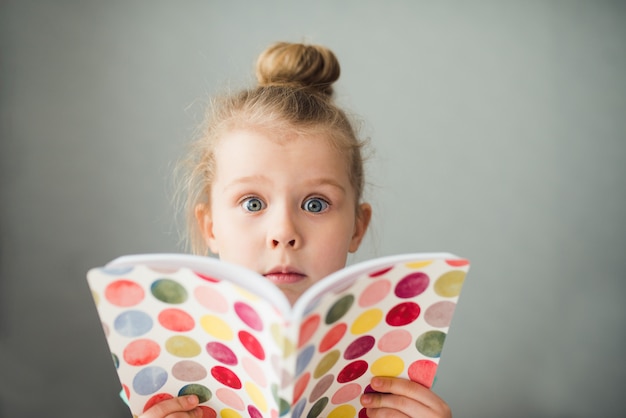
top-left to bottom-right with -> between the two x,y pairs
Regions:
298,314 -> 321,348
319,323 -> 347,352
199,406 -> 217,418
408,359 -> 438,388
105,279 -> 144,307
123,339 -> 160,366
142,393 -> 173,412
195,272 -> 220,282
369,266 -> 393,277
337,360 -> 368,383
293,372 -> 311,403
158,308 -> 195,331
211,365 -> 242,389
445,259 -> 469,267
385,302 -> 421,326
238,330 -> 265,360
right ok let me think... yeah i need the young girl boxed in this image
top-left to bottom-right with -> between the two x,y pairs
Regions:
140,42 -> 451,418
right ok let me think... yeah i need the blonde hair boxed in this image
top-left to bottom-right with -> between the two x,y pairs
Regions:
180,42 -> 367,254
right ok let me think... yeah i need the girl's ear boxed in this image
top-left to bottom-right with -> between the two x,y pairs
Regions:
349,203 -> 372,253
195,204 -> 220,254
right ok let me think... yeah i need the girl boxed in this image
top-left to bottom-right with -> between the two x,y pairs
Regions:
141,42 -> 451,418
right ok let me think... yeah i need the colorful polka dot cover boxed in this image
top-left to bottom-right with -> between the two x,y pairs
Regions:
87,252 -> 469,418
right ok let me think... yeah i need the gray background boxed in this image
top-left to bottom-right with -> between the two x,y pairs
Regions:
1,1 -> 625,417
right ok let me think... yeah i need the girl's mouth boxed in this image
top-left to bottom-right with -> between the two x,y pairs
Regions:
264,268 -> 305,284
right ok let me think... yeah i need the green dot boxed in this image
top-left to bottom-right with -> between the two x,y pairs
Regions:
415,330 -> 446,358
307,397 -> 329,418
325,294 -> 354,324
151,278 -> 187,304
178,383 -> 212,403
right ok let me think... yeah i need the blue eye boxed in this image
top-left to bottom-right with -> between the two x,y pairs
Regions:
242,197 -> 265,212
302,197 -> 329,213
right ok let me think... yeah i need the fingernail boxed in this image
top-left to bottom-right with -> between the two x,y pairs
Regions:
361,394 -> 372,405
187,395 -> 199,406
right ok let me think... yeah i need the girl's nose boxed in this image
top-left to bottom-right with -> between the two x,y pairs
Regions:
268,209 -> 301,249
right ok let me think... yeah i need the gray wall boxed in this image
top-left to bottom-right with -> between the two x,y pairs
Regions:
1,1 -> 625,417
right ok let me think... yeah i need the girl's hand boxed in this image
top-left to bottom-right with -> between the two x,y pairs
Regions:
360,376 -> 452,418
138,395 -> 203,418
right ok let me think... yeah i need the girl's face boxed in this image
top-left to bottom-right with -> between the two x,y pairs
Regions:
196,128 -> 371,305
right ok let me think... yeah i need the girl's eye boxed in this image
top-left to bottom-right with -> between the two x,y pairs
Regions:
242,197 -> 265,212
302,197 -> 329,213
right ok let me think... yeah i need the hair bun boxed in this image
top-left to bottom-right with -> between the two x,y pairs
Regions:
256,42 -> 340,96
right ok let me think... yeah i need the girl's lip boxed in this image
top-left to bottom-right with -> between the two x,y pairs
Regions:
264,267 -> 305,284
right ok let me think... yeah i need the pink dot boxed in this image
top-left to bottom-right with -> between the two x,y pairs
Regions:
234,302 -> 263,331
408,359 -> 438,388
337,360 -> 368,383
216,388 -> 244,410
211,366 -> 242,389
319,323 -> 347,352
242,356 -> 267,387
171,360 -> 208,381
378,329 -> 412,352
123,339 -> 160,366
394,272 -> 429,298
158,308 -> 195,332
358,280 -> 391,307
309,374 -> 334,402
105,280 -> 144,307
298,314 -> 321,348
385,302 -> 421,326
239,330 -> 265,360
206,342 -> 238,365
331,383 -> 362,404
194,286 -> 228,313
424,301 -> 456,328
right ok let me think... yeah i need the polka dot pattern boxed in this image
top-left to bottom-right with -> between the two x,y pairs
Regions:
87,254 -> 469,417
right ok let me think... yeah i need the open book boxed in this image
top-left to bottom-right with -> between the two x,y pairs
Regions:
87,253 -> 470,418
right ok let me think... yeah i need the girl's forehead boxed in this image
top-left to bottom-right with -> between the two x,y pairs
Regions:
213,128 -> 352,183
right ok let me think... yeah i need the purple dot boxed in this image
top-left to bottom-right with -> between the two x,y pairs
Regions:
395,272 -> 429,298
344,336 -> 375,360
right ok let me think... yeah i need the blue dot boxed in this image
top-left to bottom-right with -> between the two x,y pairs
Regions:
133,366 -> 168,396
114,310 -> 153,337
295,345 -> 315,376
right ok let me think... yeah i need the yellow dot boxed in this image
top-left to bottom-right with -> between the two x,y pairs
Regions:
165,335 -> 201,358
235,286 -> 261,302
351,308 -> 383,334
405,260 -> 433,269
434,271 -> 466,297
271,323 -> 295,357
328,405 -> 357,418
200,315 -> 233,340
370,355 -> 404,377
92,290 -> 100,306
245,381 -> 268,412
220,409 -> 242,418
